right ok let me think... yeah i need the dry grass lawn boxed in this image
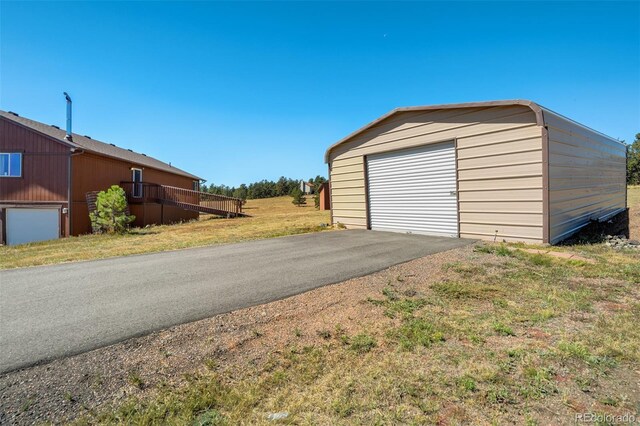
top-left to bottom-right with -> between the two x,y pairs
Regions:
1,188 -> 638,425
0,196 -> 329,270
82,189 -> 639,425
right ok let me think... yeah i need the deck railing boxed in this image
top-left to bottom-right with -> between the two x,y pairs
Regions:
120,182 -> 244,217
120,182 -> 163,203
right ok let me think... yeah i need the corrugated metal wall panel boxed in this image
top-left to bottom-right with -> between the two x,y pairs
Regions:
367,142 -> 458,237
460,212 -> 543,226
460,223 -> 543,240
328,106 -> 544,242
332,112 -> 536,161
457,137 -> 541,159
331,170 -> 365,182
545,110 -> 627,244
459,200 -> 543,214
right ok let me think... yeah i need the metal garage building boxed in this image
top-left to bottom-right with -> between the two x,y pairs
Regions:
325,100 -> 627,244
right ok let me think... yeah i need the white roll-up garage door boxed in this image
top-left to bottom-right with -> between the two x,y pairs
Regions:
6,208 -> 60,245
366,141 -> 458,237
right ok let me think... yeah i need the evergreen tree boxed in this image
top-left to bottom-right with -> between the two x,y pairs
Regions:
314,191 -> 321,209
627,133 -> 640,185
89,185 -> 135,234
198,176 -> 326,200
233,184 -> 248,200
291,187 -> 306,207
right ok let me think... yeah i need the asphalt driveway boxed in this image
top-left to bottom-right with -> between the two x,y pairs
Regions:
0,230 -> 471,373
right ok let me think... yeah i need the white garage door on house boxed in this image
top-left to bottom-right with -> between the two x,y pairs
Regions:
366,141 -> 458,237
6,208 -> 60,246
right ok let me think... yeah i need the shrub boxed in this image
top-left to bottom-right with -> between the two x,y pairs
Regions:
89,185 -> 135,234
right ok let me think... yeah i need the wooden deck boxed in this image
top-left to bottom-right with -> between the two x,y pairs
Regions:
120,182 -> 247,218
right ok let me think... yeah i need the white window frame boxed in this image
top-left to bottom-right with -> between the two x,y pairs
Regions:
0,152 -> 22,178
132,168 -> 143,198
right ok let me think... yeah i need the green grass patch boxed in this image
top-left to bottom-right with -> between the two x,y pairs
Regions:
492,322 -> 515,336
349,334 -> 377,353
387,317 -> 445,351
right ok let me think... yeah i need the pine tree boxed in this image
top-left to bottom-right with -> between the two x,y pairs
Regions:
627,133 -> 640,185
89,185 -> 135,234
291,187 -> 306,207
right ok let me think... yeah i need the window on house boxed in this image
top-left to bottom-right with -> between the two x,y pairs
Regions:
193,181 -> 200,191
0,153 -> 22,177
132,168 -> 143,198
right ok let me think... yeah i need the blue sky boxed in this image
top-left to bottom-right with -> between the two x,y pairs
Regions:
1,1 -> 638,186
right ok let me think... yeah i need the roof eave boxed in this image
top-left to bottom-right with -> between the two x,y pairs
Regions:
0,115 -> 80,151
324,99 -> 544,163
1,113 -> 202,181
75,148 -> 202,180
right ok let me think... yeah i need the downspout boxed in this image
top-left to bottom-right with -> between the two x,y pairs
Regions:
67,151 -> 72,237
328,162 -> 333,226
68,149 -> 85,237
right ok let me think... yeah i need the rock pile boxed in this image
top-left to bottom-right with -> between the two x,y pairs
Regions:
604,235 -> 640,250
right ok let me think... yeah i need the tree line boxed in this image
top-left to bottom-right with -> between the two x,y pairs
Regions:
196,132 -> 640,202
627,133 -> 640,185
200,175 -> 327,200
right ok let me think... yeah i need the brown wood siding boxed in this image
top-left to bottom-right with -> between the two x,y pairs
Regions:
0,118 -> 70,238
71,152 -> 198,235
0,118 -> 70,203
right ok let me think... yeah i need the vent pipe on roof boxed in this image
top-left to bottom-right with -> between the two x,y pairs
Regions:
63,92 -> 72,141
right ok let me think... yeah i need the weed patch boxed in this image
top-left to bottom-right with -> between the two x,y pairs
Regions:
492,322 -> 515,336
387,318 -> 445,351
349,334 -> 377,353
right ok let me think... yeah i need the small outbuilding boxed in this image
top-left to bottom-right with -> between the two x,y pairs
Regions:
300,180 -> 315,194
325,100 -> 627,244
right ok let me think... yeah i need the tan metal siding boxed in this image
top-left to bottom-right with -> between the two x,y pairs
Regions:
545,110 -> 627,244
329,106 -> 544,242
329,156 -> 367,228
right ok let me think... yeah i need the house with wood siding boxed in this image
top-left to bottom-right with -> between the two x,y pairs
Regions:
0,110 -> 217,245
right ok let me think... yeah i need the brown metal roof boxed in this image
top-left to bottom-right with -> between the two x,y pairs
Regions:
324,99 -> 622,163
0,110 -> 202,180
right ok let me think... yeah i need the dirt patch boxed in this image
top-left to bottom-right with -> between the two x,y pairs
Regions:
0,247 -> 463,424
512,247 -> 596,263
